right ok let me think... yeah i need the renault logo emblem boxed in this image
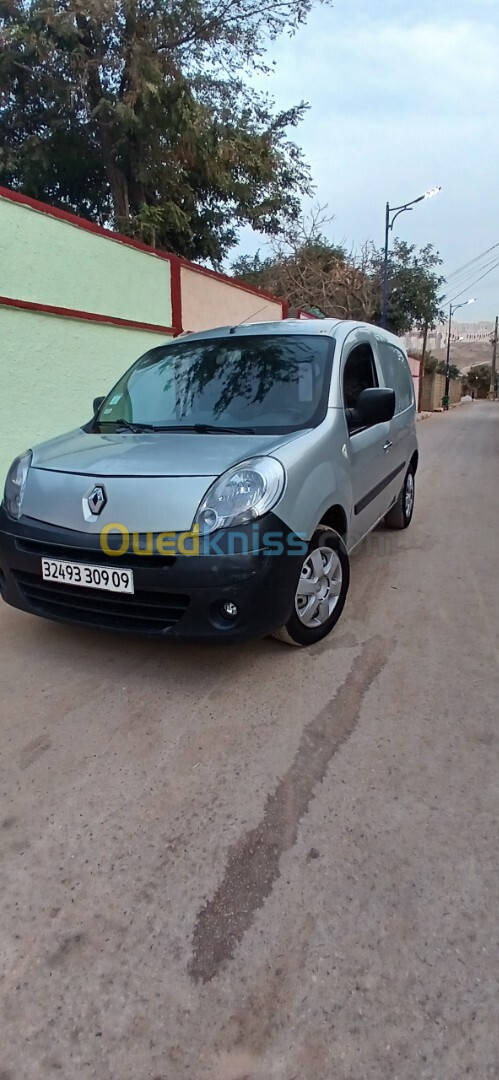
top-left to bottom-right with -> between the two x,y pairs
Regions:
86,484 -> 107,516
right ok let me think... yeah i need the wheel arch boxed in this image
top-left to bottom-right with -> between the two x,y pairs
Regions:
319,503 -> 348,541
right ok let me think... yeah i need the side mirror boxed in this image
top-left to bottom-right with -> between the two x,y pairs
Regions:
356,387 -> 395,426
93,396 -> 105,415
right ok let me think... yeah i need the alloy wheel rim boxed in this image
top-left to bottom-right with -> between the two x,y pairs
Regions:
405,472 -> 414,519
295,546 -> 342,627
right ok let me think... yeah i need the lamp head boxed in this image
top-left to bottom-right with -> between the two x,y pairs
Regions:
423,186 -> 442,200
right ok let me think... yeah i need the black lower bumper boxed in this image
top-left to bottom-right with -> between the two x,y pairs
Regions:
0,508 -> 302,642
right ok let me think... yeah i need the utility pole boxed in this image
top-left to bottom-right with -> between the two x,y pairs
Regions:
444,304 -> 453,407
445,297 -> 476,406
381,202 -> 390,329
418,319 -> 429,413
489,316 -> 498,400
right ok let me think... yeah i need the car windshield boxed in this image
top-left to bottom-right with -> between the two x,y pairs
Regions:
94,334 -> 334,434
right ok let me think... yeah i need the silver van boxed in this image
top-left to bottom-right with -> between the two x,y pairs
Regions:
0,320 -> 418,646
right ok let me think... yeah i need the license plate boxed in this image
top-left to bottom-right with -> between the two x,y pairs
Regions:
41,558 -> 134,594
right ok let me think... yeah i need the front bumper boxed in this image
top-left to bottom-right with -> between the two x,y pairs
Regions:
0,508 -> 302,642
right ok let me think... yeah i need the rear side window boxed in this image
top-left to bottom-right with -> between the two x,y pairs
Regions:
377,341 -> 414,413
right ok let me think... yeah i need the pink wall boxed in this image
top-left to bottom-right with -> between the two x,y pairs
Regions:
180,264 -> 284,334
408,355 -> 421,409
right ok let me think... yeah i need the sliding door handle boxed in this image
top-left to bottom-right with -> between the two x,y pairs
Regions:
383,440 -> 393,452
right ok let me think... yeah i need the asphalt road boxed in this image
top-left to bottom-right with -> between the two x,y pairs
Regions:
1,403 -> 498,1080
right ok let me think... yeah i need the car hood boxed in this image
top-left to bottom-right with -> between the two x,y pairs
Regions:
30,427 -> 295,477
22,426 -> 303,534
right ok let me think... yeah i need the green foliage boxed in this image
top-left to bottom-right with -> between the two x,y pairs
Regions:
439,361 -> 461,380
231,252 -> 283,291
423,351 -> 438,374
423,353 -> 460,379
0,0 -> 325,261
370,240 -> 445,336
464,364 -> 492,392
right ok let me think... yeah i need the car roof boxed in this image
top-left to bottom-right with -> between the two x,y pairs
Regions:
177,319 -> 405,349
176,319 -> 340,342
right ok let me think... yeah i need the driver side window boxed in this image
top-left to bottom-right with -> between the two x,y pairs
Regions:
343,343 -> 378,432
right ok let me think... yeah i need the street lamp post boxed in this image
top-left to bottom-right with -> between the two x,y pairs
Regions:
489,316 -> 498,401
444,298 -> 476,403
381,186 -> 441,329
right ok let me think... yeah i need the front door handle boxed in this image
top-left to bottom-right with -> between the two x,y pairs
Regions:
383,440 -> 393,452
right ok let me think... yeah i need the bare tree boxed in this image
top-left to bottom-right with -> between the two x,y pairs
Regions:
233,205 -> 378,320
233,206 -> 444,334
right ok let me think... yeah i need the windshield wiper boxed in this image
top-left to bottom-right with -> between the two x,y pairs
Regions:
95,420 -> 256,434
97,418 -> 159,433
191,423 -> 256,435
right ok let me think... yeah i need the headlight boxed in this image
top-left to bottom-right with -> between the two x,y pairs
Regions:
3,450 -> 32,519
194,456 -> 285,532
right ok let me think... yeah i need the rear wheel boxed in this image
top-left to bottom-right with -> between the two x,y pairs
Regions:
272,527 -> 350,647
384,465 -> 415,530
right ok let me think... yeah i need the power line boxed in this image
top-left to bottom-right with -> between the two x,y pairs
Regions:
446,253 -> 499,290
442,253 -> 499,300
446,242 -> 499,281
446,256 -> 499,305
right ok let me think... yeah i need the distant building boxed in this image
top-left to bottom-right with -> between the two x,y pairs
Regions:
403,321 -> 494,353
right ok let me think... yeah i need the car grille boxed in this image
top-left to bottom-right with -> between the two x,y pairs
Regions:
13,571 -> 189,635
14,536 -> 176,569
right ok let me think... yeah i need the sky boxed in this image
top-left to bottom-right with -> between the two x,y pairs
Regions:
235,0 -> 499,322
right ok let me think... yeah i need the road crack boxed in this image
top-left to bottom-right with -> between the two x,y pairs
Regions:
189,636 -> 387,983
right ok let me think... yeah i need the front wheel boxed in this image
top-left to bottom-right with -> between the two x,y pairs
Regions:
384,465 -> 415,530
272,527 -> 350,647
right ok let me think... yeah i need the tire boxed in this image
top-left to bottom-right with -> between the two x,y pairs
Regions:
272,527 -> 350,647
384,464 -> 415,530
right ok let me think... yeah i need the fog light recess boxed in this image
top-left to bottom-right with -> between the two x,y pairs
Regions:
220,600 -> 238,619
